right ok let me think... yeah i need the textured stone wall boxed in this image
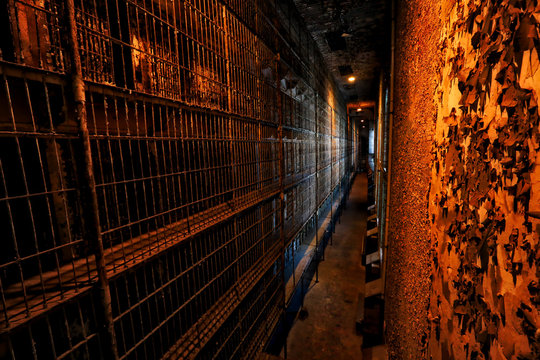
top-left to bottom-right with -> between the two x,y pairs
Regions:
428,1 -> 540,359
386,1 -> 442,358
388,0 -> 540,359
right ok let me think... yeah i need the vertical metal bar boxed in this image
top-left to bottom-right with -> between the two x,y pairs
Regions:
274,51 -> 287,359
383,0 -> 397,303
65,1 -> 118,358
6,0 -> 21,64
314,94 -> 319,283
330,108 -> 333,246
222,5 -> 232,114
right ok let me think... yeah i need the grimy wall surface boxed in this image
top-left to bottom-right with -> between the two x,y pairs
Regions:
385,0 -> 440,358
0,0 -> 354,359
388,0 -> 540,359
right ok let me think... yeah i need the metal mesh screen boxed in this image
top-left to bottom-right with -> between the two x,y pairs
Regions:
0,0 -> 355,359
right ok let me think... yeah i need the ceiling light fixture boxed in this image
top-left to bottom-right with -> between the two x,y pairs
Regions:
347,76 -> 356,82
357,108 -> 362,112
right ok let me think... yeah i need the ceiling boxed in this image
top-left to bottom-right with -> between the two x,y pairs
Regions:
293,0 -> 390,103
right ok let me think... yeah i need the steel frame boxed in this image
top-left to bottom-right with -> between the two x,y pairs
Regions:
0,0 -> 356,359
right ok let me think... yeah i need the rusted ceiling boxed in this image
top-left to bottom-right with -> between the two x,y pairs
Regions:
293,0 -> 390,103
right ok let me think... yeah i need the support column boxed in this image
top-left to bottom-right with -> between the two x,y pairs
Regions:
65,1 -> 118,358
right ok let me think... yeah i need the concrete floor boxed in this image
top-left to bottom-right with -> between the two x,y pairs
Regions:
283,174 -> 368,360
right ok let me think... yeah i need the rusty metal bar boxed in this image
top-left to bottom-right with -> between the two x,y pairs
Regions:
65,0 -> 119,358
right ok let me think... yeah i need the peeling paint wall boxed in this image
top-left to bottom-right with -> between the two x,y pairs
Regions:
389,0 -> 540,359
429,1 -> 540,359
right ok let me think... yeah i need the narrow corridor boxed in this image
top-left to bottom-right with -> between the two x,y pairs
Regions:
4,1 -> 537,359
285,174 -> 368,359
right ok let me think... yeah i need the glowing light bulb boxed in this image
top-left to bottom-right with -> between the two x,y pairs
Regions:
347,76 -> 356,82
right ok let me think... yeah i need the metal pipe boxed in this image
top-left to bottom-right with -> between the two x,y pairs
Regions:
376,70 -> 384,224
65,1 -> 118,358
383,0 -> 396,296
